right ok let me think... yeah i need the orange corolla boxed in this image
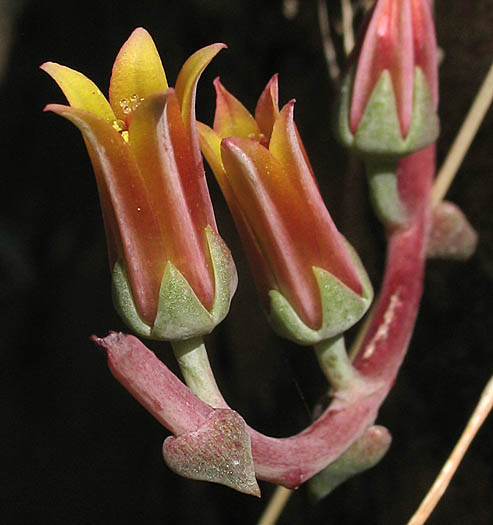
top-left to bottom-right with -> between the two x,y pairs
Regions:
199,76 -> 372,343
42,28 -> 237,341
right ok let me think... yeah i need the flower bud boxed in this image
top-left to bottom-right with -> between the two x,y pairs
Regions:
335,0 -> 439,158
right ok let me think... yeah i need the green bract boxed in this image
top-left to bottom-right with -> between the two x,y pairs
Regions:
336,66 -> 439,159
308,426 -> 391,502
267,241 -> 373,346
112,226 -> 237,341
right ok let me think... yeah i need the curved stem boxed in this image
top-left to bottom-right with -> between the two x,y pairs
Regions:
92,333 -> 213,436
354,146 -> 433,380
314,335 -> 363,393
96,145 -> 434,489
172,337 -> 228,408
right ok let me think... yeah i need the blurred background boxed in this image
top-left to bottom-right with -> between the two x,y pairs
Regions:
1,0 -> 492,523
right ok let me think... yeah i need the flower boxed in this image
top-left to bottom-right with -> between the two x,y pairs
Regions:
336,0 -> 439,157
42,28 -> 237,341
198,76 -> 372,345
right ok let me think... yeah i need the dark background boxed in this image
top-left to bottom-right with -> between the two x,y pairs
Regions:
1,1 -> 492,523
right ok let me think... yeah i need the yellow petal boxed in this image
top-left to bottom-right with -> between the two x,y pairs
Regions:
175,43 -> 226,141
109,27 -> 168,121
197,121 -> 225,182
175,43 -> 226,191
41,62 -> 116,122
211,78 -> 261,139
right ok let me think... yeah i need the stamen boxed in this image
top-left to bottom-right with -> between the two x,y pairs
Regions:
112,119 -> 126,133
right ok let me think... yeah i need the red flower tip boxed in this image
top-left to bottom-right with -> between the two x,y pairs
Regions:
350,0 -> 437,137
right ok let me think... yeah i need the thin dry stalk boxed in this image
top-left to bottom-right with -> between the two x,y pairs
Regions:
407,375 -> 493,525
341,0 -> 355,55
317,0 -> 341,86
431,60 -> 493,206
257,486 -> 293,525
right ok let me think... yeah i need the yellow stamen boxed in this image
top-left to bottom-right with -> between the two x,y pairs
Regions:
112,119 -> 126,132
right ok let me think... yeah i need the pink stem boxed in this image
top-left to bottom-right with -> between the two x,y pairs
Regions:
354,146 -> 434,382
95,145 -> 434,489
92,333 -> 213,435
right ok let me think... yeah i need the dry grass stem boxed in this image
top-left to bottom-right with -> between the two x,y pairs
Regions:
407,375 -> 493,525
317,0 -> 341,86
341,0 -> 355,55
257,486 -> 293,525
431,60 -> 493,206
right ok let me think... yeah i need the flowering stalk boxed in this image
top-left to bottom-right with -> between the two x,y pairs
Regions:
96,141 -> 434,490
43,0 -> 445,498
171,337 -> 228,408
314,336 -> 364,393
83,8 -> 435,491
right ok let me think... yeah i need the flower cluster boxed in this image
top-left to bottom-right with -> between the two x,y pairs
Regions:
42,0 -> 454,501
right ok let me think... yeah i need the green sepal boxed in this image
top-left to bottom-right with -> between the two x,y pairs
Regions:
267,241 -> 373,346
112,225 -> 237,341
308,425 -> 391,502
112,260 -> 152,338
336,66 -> 439,159
151,262 -> 215,340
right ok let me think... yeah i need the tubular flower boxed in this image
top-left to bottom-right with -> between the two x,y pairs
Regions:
336,0 -> 439,157
198,76 -> 372,345
42,28 -> 237,341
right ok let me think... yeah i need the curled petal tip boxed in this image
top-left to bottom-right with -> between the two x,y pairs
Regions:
212,42 -> 227,51
42,102 -> 73,115
39,61 -> 53,72
285,98 -> 296,112
130,27 -> 150,36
